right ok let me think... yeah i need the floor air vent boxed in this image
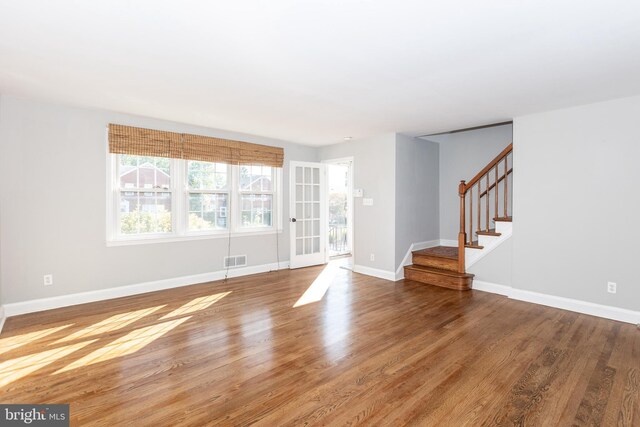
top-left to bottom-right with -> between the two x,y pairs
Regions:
224,255 -> 247,269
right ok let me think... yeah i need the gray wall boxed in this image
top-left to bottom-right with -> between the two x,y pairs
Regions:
395,134 -> 439,269
6,91 -> 637,314
468,238 -> 513,286
0,95 -> 3,309
0,96 -> 317,304
513,95 -> 640,311
318,134 -> 397,273
426,124 -> 513,240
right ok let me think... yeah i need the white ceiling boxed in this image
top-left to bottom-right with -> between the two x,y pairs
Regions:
1,1 -> 639,146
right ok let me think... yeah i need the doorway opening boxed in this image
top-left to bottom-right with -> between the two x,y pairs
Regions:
325,159 -> 353,260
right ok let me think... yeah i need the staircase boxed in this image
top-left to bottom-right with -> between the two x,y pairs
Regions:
404,143 -> 513,290
404,246 -> 474,290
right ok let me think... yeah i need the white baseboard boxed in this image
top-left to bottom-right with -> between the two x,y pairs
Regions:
472,280 -> 511,296
395,239 -> 440,280
3,261 -> 290,318
0,306 -> 6,334
5,262 -> 636,328
472,280 -> 639,325
354,265 -> 396,282
509,288 -> 639,325
439,239 -> 458,247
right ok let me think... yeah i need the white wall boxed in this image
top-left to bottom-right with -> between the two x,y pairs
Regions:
0,96 -> 317,304
425,124 -> 513,240
318,134 -> 397,273
513,95 -> 640,311
395,134 -> 439,268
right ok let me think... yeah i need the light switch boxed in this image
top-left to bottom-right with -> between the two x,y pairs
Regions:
362,198 -> 373,206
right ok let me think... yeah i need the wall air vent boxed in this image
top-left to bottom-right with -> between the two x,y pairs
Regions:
224,255 -> 247,269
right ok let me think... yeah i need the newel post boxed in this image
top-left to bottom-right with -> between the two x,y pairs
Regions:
458,180 -> 466,273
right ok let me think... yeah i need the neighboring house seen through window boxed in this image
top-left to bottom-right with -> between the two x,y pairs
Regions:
119,155 -> 172,235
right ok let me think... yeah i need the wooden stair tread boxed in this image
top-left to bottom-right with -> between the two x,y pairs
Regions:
465,241 -> 484,249
404,264 -> 474,291
404,264 -> 473,278
476,228 -> 501,236
412,246 -> 458,260
494,216 -> 512,222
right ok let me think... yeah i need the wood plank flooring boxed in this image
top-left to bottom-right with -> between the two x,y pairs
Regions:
1,263 -> 638,426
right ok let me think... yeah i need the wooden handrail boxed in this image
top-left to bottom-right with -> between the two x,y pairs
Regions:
457,143 -> 513,274
479,168 -> 513,198
463,143 -> 513,191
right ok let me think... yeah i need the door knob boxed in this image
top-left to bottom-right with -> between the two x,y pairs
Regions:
290,218 -> 297,222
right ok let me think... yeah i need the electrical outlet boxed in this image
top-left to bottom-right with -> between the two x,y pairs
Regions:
370,253 -> 375,261
44,274 -> 53,286
607,281 -> 616,294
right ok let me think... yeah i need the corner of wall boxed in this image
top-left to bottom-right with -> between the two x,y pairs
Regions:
319,133 -> 397,272
394,134 -> 440,271
0,306 -> 5,335
394,239 -> 441,280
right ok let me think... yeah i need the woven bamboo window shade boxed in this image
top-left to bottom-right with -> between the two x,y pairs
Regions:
108,124 -> 284,167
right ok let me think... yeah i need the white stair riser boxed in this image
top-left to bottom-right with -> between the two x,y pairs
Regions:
495,221 -> 512,234
465,246 -> 482,260
478,234 -> 499,247
466,221 -> 512,268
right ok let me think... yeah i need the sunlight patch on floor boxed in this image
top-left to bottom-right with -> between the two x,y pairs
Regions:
0,325 -> 72,356
54,305 -> 167,344
0,292 -> 229,383
54,316 -> 191,374
159,291 -> 231,320
0,340 -> 97,387
293,263 -> 340,308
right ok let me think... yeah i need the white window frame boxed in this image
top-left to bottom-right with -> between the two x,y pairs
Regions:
106,154 -> 283,246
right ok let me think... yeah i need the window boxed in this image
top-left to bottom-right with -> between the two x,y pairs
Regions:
239,165 -> 274,228
187,161 -> 229,231
118,155 -> 173,235
108,155 -> 281,243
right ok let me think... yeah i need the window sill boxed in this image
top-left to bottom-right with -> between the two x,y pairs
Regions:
106,228 -> 283,247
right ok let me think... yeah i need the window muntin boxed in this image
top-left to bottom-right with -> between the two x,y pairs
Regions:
240,194 -> 273,227
239,165 -> 273,191
188,161 -> 228,190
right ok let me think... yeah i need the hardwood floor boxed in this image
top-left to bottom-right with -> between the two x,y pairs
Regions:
1,263 -> 638,426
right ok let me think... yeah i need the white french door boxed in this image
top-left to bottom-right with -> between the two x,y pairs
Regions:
289,161 -> 327,269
